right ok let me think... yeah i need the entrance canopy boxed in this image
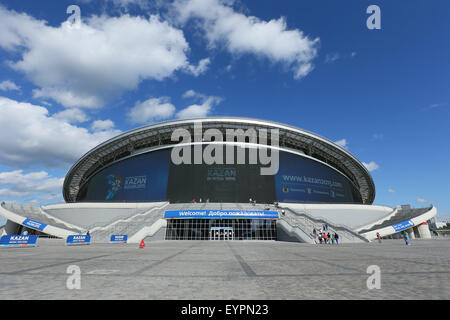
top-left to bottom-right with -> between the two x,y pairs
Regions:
164,209 -> 279,220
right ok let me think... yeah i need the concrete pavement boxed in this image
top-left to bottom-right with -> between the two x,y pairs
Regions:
0,238 -> 449,299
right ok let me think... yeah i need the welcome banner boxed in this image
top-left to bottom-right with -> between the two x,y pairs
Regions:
164,210 -> 279,220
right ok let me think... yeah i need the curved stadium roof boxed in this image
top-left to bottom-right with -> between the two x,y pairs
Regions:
63,117 -> 376,204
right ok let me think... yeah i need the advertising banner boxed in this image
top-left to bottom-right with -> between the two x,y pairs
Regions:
392,220 -> 414,232
110,235 -> 128,243
164,210 -> 279,220
80,149 -> 170,202
22,218 -> 47,231
0,235 -> 38,247
66,235 -> 91,245
275,152 -> 360,203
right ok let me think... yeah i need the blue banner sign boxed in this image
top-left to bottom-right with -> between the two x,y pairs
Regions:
22,218 -> 47,231
392,220 -> 414,232
66,235 -> 91,245
110,235 -> 128,243
164,210 -> 279,220
0,235 -> 38,247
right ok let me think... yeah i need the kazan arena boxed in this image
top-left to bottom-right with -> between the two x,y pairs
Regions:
0,117 -> 437,244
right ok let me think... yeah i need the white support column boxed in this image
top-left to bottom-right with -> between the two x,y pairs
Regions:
407,228 -> 415,239
417,222 -> 431,239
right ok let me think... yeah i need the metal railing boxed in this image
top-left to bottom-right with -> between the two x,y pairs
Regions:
89,202 -> 169,242
281,206 -> 369,243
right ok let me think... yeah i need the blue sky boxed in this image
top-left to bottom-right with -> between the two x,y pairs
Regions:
0,0 -> 449,222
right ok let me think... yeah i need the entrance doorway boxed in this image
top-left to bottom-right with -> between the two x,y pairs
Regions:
165,219 -> 277,240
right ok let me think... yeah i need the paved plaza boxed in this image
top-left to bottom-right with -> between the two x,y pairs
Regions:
0,238 -> 449,300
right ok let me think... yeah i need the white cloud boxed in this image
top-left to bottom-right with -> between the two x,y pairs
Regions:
423,102 -> 447,111
128,91 -> 223,123
78,0 -> 150,10
182,89 -> 198,99
176,103 -> 211,118
325,53 -> 340,63
362,161 -> 379,172
0,6 -> 198,108
0,80 -> 21,91
0,96 -> 121,168
91,119 -> 115,131
325,52 -> 357,63
53,108 -> 89,123
0,170 -> 63,198
106,0 -> 150,9
177,90 -> 222,118
388,188 -> 396,193
128,97 -> 176,124
334,138 -> 348,149
172,0 -> 319,79
416,197 -> 428,203
184,58 -> 211,76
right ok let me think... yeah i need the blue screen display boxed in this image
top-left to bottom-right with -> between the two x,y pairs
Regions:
78,149 -> 170,202
274,152 -> 360,203
77,148 -> 362,204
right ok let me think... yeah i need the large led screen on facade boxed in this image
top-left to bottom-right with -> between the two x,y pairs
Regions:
76,147 -> 362,204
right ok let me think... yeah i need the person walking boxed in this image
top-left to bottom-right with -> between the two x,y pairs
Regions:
334,233 -> 339,245
403,231 -> 410,245
327,232 -> 331,244
376,232 -> 382,243
322,232 -> 327,244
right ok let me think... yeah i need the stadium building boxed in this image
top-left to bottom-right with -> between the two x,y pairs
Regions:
0,117 -> 437,243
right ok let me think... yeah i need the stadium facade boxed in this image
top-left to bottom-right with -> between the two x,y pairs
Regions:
0,117 -> 437,243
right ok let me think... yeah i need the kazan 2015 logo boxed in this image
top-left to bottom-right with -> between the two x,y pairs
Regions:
106,174 -> 148,199
106,174 -> 123,200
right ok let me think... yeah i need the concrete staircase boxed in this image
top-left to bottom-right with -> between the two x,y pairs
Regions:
2,203 -> 83,234
89,202 -> 169,242
280,206 -> 368,243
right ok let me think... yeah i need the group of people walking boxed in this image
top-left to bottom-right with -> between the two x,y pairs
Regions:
312,227 -> 339,244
